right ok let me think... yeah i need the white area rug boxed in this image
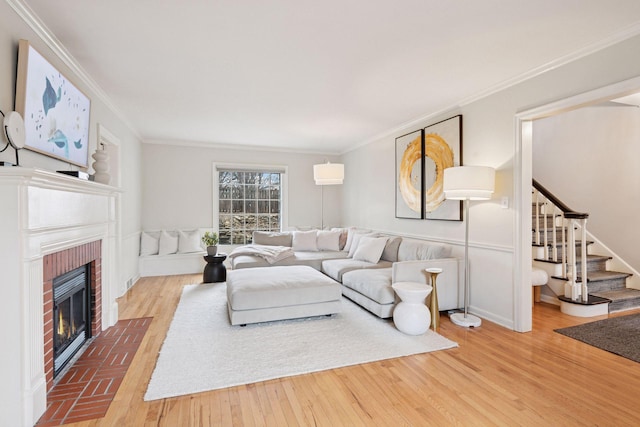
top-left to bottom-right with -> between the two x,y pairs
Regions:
144,283 -> 458,401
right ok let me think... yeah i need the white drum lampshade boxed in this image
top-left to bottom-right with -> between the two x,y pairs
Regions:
443,166 -> 495,200
313,162 -> 344,230
313,162 -> 344,185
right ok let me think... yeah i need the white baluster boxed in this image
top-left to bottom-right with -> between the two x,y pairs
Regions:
580,218 -> 589,303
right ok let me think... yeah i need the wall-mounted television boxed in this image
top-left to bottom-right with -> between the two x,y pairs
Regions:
15,39 -> 91,168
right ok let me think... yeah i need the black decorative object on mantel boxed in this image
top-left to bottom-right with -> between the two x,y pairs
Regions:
57,170 -> 90,180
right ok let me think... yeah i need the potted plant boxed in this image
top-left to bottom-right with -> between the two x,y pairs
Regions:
201,231 -> 219,256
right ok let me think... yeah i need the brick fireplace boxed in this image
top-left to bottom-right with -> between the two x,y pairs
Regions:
0,168 -> 121,427
43,241 -> 103,392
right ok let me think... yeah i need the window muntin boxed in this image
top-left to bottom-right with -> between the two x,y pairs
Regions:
218,170 -> 281,245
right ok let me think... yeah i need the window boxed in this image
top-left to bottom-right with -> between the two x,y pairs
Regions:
218,170 -> 282,245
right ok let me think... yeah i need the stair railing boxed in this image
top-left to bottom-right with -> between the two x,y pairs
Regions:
533,180 -> 589,303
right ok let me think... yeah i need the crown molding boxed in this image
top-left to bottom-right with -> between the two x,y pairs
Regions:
458,21 -> 640,107
143,138 -> 343,157
342,22 -> 640,155
6,0 -> 141,140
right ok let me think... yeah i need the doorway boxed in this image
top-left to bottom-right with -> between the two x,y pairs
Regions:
514,75 -> 640,332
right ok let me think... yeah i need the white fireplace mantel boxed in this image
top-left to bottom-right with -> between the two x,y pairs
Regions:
0,167 -> 122,427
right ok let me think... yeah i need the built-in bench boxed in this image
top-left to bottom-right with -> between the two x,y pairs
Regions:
138,229 -> 208,277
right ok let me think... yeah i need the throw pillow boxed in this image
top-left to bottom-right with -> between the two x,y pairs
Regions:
140,231 -> 159,256
353,236 -> 388,264
317,230 -> 341,251
344,228 -> 370,252
158,230 -> 179,255
292,230 -> 318,251
331,227 -> 349,250
381,236 -> 402,262
178,230 -> 203,253
347,232 -> 375,258
253,231 -> 292,247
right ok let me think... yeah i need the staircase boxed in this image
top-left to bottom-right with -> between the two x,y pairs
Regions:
532,180 -> 640,317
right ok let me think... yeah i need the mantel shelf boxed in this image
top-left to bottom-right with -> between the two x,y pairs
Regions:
0,167 -> 122,194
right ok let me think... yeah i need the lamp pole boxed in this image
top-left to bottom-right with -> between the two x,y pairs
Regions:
450,197 -> 482,328
320,184 -> 324,230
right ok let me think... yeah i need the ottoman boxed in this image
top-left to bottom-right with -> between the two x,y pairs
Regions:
226,265 -> 342,326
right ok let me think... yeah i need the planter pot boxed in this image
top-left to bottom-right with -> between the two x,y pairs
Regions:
207,245 -> 218,256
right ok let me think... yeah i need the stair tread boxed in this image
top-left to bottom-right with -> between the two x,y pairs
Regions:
552,270 -> 632,282
534,254 -> 609,264
545,241 -> 594,247
583,270 -> 632,281
533,258 -> 562,264
558,295 -> 610,305
591,288 -> 640,301
581,254 -> 611,261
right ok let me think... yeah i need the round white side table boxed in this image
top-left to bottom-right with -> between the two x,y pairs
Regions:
392,282 -> 433,335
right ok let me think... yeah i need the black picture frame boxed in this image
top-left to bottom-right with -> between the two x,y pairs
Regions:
423,115 -> 462,221
395,129 -> 424,219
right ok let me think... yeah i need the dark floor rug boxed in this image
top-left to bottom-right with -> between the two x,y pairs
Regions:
555,313 -> 640,363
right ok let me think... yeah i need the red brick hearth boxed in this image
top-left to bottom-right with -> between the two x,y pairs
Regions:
42,241 -> 102,392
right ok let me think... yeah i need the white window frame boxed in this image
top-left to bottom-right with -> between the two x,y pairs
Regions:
212,162 -> 289,248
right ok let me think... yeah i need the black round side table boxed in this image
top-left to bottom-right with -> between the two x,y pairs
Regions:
203,254 -> 227,283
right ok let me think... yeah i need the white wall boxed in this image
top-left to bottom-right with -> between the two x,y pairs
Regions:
141,142 -> 343,233
0,2 -> 143,291
342,34 -> 640,330
533,105 -> 640,272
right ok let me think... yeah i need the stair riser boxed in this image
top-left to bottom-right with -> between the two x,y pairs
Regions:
532,217 -> 558,228
576,260 -> 608,273
587,278 -> 628,293
547,260 -> 609,273
535,251 -> 593,263
609,297 -> 640,313
532,230 -> 566,242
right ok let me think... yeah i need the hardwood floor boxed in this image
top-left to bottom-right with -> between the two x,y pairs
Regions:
68,274 -> 640,426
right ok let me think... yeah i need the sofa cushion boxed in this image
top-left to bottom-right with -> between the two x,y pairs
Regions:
353,236 -> 387,263
292,230 -> 318,251
322,258 -> 392,282
342,268 -> 395,305
253,231 -> 293,247
397,238 -> 452,261
317,230 -> 341,251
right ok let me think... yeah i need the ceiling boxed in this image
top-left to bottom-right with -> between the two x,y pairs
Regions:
18,0 -> 640,154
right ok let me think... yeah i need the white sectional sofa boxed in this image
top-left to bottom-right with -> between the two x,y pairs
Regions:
229,230 -> 349,270
228,228 -> 462,319
138,229 -> 207,277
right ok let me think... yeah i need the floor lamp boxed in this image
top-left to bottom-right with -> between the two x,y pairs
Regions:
443,166 -> 495,328
313,162 -> 344,230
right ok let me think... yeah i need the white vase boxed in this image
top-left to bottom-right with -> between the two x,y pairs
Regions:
92,148 -> 111,185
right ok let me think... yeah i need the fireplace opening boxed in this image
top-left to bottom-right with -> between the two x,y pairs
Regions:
53,264 -> 92,377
